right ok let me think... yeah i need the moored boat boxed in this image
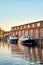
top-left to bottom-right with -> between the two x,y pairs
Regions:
19,35 -> 38,47
9,37 -> 18,44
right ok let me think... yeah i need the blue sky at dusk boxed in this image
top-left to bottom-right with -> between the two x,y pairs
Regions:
0,0 -> 43,31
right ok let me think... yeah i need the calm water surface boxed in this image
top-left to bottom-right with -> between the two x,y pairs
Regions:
0,41 -> 43,65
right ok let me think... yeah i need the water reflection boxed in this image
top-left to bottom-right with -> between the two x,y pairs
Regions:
0,40 -> 43,65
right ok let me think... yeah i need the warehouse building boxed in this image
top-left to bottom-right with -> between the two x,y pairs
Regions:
11,20 -> 43,38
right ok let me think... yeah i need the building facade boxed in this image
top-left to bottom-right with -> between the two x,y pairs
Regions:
11,20 -> 43,38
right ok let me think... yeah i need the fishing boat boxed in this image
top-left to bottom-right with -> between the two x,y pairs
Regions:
19,35 -> 38,47
9,37 -> 18,44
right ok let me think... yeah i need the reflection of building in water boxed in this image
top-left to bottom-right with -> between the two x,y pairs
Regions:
8,43 -> 43,63
9,44 -> 30,61
11,20 -> 43,37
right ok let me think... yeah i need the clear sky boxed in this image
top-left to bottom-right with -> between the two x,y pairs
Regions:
0,0 -> 43,31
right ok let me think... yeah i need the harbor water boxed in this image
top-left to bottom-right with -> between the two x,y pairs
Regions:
0,40 -> 43,65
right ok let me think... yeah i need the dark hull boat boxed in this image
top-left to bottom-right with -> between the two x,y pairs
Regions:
22,39 -> 38,47
9,37 -> 18,44
19,35 -> 38,47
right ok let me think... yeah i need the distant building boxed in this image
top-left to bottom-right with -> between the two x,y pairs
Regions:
4,31 -> 10,36
11,20 -> 43,38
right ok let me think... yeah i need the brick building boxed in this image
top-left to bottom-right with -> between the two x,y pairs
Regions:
11,20 -> 43,38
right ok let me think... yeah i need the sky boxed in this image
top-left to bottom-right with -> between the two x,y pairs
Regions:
0,0 -> 43,31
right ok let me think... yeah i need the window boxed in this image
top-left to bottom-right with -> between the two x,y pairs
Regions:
32,24 -> 34,27
24,25 -> 26,29
34,29 -> 39,37
22,30 -> 24,35
30,30 -> 33,36
19,31 -> 21,35
37,23 -> 40,26
25,30 -> 28,35
16,31 -> 18,35
15,28 -> 16,30
19,31 -> 21,37
17,27 -> 19,30
20,26 -> 22,29
28,25 -> 30,28
13,32 -> 16,36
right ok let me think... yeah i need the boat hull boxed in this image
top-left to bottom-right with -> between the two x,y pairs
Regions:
9,39 -> 18,44
22,39 -> 38,47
